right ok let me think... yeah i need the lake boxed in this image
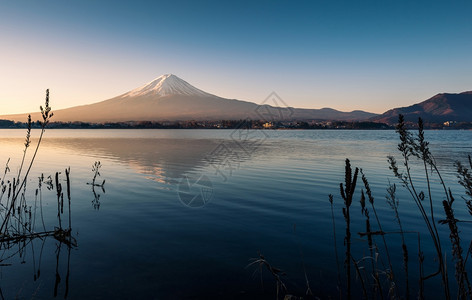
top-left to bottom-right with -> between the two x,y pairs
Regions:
1,129 -> 471,299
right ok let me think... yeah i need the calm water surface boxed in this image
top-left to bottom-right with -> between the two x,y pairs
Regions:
0,129 -> 471,299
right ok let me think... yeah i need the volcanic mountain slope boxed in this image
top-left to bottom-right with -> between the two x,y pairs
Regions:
373,91 -> 472,124
0,74 -> 377,123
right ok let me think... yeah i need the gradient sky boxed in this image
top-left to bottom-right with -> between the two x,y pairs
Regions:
1,0 -> 471,115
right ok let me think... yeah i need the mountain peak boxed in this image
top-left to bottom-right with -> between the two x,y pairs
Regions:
121,74 -> 215,98
372,90 -> 472,124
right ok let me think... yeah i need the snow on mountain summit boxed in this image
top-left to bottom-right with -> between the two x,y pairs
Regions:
121,74 -> 215,98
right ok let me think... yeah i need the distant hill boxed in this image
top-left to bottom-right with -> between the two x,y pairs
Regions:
373,91 -> 472,124
0,74 -> 377,123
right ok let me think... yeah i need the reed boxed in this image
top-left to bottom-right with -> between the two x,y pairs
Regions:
439,190 -> 471,299
324,114 -> 472,299
360,189 -> 385,299
0,90 -> 78,299
361,170 -> 397,297
339,158 -> 358,300
455,155 -> 472,215
385,181 -> 410,299
0,90 -> 53,235
87,161 -> 105,209
0,90 -> 75,267
329,193 -> 342,292
88,161 -> 105,187
247,252 -> 287,300
387,115 -> 450,298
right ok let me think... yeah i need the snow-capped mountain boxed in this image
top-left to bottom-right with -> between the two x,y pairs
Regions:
0,74 -> 378,123
121,74 -> 215,98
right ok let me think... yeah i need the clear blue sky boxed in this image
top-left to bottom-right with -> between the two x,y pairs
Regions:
1,0 -> 471,114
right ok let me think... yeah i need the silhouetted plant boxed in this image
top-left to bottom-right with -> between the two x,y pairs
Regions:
439,190 -> 471,299
455,155 -> 472,215
325,115 -> 472,299
0,89 -> 55,236
88,161 -> 105,187
385,181 -> 409,299
361,170 -> 396,297
0,90 -> 75,298
247,253 -> 287,300
87,161 -> 105,210
388,115 -> 450,299
329,194 -> 342,291
339,158 -> 358,300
